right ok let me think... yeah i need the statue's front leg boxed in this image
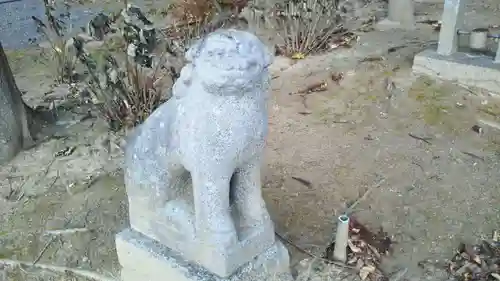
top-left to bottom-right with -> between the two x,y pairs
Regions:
192,172 -> 238,249
232,159 -> 272,236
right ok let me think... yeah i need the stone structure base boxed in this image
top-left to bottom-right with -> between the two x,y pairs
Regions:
376,18 -> 415,30
115,228 -> 293,281
413,49 -> 500,93
128,197 -> 276,277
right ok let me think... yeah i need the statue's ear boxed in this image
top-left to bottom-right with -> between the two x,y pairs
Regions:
260,43 -> 274,68
264,49 -> 274,68
185,37 -> 204,62
185,44 -> 197,62
180,64 -> 194,85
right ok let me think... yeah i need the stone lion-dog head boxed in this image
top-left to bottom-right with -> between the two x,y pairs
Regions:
173,28 -> 274,98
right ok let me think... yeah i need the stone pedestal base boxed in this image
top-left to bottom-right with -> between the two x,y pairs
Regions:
128,197 -> 276,277
115,228 -> 293,281
413,49 -> 500,93
376,18 -> 415,30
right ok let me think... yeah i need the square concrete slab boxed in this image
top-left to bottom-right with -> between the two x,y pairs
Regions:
115,228 -> 293,281
412,48 -> 500,93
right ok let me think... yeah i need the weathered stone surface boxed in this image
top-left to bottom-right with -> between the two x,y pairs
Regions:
127,193 -> 276,279
376,0 -> 415,30
0,41 -> 35,165
116,228 -> 293,281
123,29 -> 277,277
495,41 -> 500,63
436,0 -> 466,56
412,49 -> 500,94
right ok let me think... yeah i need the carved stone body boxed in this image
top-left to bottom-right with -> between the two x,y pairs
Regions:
124,29 -> 276,277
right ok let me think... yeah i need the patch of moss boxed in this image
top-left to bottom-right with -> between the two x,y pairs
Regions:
484,139 -> 500,155
0,249 -> 12,259
5,49 -> 39,74
314,108 -> 339,123
5,49 -> 25,64
408,76 -> 454,127
364,94 -> 379,102
422,104 -> 452,126
478,103 -> 500,119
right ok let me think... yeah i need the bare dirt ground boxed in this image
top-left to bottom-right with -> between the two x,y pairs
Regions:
1,1 -> 500,281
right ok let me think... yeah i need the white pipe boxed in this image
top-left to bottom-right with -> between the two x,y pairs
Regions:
333,215 -> 350,263
495,40 -> 500,63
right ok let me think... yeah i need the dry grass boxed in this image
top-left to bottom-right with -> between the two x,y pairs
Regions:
67,3 -> 175,131
69,0 -> 247,130
163,17 -> 212,56
166,0 -> 248,53
269,0 -> 343,57
171,0 -> 216,22
165,0 -> 220,55
32,0 -> 77,83
258,0 -> 380,58
74,38 -> 167,130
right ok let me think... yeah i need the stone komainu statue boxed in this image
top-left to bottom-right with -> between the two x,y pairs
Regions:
124,29 -> 278,277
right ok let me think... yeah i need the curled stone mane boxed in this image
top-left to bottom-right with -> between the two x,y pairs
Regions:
180,29 -> 273,96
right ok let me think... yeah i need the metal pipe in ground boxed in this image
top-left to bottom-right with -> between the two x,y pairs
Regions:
469,28 -> 489,51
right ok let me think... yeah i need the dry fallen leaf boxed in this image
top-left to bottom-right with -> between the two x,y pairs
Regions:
446,239 -> 500,281
55,146 -> 76,157
491,272 -> 500,281
355,258 -> 365,269
473,255 -> 481,265
323,217 -> 393,281
331,72 -> 344,84
359,265 -> 376,281
296,81 -> 328,94
359,56 -> 384,63
347,256 -> 359,266
349,216 -> 393,255
348,239 -> 363,253
366,243 -> 381,260
291,52 -> 306,60
462,243 -> 482,265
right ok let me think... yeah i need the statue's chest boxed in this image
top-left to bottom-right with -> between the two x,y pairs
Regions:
176,98 -> 267,157
178,97 -> 266,133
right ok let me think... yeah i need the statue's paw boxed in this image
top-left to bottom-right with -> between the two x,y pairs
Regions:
203,229 -> 238,250
149,199 -> 165,210
214,232 -> 238,249
239,209 -> 271,229
239,220 -> 266,237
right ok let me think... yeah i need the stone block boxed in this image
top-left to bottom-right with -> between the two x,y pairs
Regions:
412,49 -> 500,94
115,228 -> 293,281
436,0 -> 466,55
376,0 -> 415,30
495,41 -> 500,63
376,19 -> 415,30
128,196 -> 276,278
